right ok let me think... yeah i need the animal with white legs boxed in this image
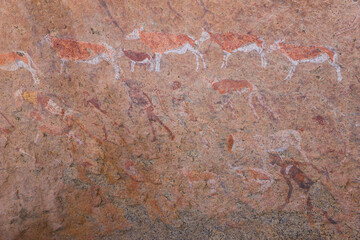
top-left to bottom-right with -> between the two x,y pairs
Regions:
199,29 -> 267,68
227,163 -> 274,193
42,35 -> 122,80
267,39 -> 342,81
228,129 -> 309,170
210,78 -> 278,121
125,28 -> 206,72
0,51 -> 41,84
119,48 -> 154,72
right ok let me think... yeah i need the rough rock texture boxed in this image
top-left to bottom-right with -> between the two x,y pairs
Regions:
0,0 -> 359,239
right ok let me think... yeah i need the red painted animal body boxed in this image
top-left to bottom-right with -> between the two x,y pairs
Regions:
44,35 -> 121,79
0,51 -> 40,84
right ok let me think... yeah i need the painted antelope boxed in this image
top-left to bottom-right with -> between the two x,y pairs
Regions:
210,78 -> 277,120
181,166 -> 219,197
125,28 -> 206,72
228,163 -> 274,193
0,51 -> 40,84
229,129 -> 309,170
199,29 -> 267,68
43,35 -> 121,80
119,48 -> 154,72
268,39 -> 342,82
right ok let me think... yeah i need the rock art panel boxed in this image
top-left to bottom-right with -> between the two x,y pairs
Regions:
0,0 -> 359,239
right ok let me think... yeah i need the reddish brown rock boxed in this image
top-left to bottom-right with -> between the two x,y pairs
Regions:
0,0 -> 359,239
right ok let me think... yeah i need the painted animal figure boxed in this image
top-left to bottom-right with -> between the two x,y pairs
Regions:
0,51 -> 40,84
199,29 -> 267,68
20,91 -> 78,143
120,48 -> 154,72
228,163 -> 274,193
181,166 -> 219,197
268,39 -> 342,81
269,153 -> 339,227
211,78 -> 277,120
125,28 -> 206,72
43,35 -> 121,80
230,130 -> 309,170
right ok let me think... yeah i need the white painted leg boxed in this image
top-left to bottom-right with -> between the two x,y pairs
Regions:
149,59 -> 154,72
189,46 -> 206,69
60,59 -> 67,75
105,55 -> 122,80
248,93 -> 259,121
285,62 -> 298,81
131,61 -> 135,72
18,61 -> 40,84
296,145 -> 309,163
259,49 -> 267,68
155,53 -> 162,72
221,51 -> 231,68
329,60 -> 342,82
113,63 -> 120,80
193,52 -> 199,71
35,130 -> 41,144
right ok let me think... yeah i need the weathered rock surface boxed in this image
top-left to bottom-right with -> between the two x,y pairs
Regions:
0,0 -> 359,239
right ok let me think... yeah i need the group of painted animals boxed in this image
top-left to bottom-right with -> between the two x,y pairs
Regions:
0,28 -> 352,233
0,28 -> 343,85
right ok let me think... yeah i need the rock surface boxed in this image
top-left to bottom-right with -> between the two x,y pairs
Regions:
0,0 -> 359,239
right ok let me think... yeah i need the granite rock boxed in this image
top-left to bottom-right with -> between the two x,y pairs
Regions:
0,0 -> 359,239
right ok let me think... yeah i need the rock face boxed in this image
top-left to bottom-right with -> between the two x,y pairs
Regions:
0,0 -> 359,239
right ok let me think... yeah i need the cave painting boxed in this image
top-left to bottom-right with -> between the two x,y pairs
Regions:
229,130 -> 309,170
269,153 -> 340,230
211,78 -> 277,121
0,111 -> 15,135
268,39 -> 342,81
20,90 -> 80,144
120,48 -> 154,72
124,79 -> 175,141
43,35 -> 121,80
125,28 -> 206,72
228,163 -> 274,193
199,29 -> 267,68
0,51 -> 41,84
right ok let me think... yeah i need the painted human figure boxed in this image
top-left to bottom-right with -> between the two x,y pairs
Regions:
269,153 -> 339,228
124,79 -> 174,141
19,90 -> 78,144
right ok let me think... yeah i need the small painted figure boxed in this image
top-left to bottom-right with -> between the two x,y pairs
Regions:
269,153 -> 338,227
124,79 -> 175,141
119,48 -> 154,72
